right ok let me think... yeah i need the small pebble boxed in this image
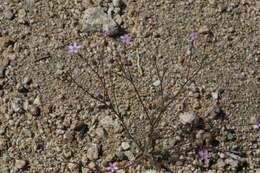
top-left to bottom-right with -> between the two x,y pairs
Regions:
82,168 -> 92,173
33,96 -> 42,106
0,37 -> 13,48
11,100 -> 23,113
95,127 -> 107,138
113,0 -> 121,7
212,91 -> 219,100
153,80 -> 161,87
124,151 -> 135,161
63,150 -> 73,159
28,105 -> 40,116
15,159 -> 27,169
198,25 -> 210,34
22,76 -> 32,85
121,142 -> 130,150
216,159 -> 225,168
179,112 -> 199,125
88,161 -> 96,169
63,131 -> 75,141
87,144 -> 100,160
68,163 -> 79,172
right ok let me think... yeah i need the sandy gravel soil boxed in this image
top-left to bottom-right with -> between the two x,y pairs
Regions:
0,0 -> 259,173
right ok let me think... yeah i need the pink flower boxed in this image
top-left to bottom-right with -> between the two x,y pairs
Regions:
68,43 -> 82,53
198,149 -> 212,164
120,34 -> 132,44
106,162 -> 118,172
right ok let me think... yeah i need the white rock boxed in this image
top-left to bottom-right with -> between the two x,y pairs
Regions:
179,112 -> 199,125
33,95 -> 42,106
153,80 -> 161,87
212,91 -> 219,100
121,142 -> 130,150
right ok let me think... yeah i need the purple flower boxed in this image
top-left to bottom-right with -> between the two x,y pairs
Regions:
198,149 -> 212,164
68,43 -> 82,53
256,117 -> 260,127
120,34 -> 132,43
190,33 -> 199,41
106,162 -> 118,172
103,31 -> 112,37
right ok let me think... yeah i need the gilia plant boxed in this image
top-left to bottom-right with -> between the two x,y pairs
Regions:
65,34 -> 213,172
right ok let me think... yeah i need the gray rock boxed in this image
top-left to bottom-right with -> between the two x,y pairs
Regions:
95,127 -> 107,138
124,151 -> 135,161
225,151 -> 246,162
63,131 -> 75,141
216,159 -> 225,168
4,9 -> 14,20
10,99 -> 23,113
83,7 -> 119,36
167,139 -> 177,147
206,104 -> 223,120
100,116 -> 114,128
225,158 -> 240,170
87,144 -> 100,160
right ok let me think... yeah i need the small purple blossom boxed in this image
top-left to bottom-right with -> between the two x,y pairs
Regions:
256,117 -> 260,127
120,34 -> 132,44
68,43 -> 82,53
103,31 -> 113,37
106,162 -> 118,172
198,149 -> 212,164
190,33 -> 199,41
